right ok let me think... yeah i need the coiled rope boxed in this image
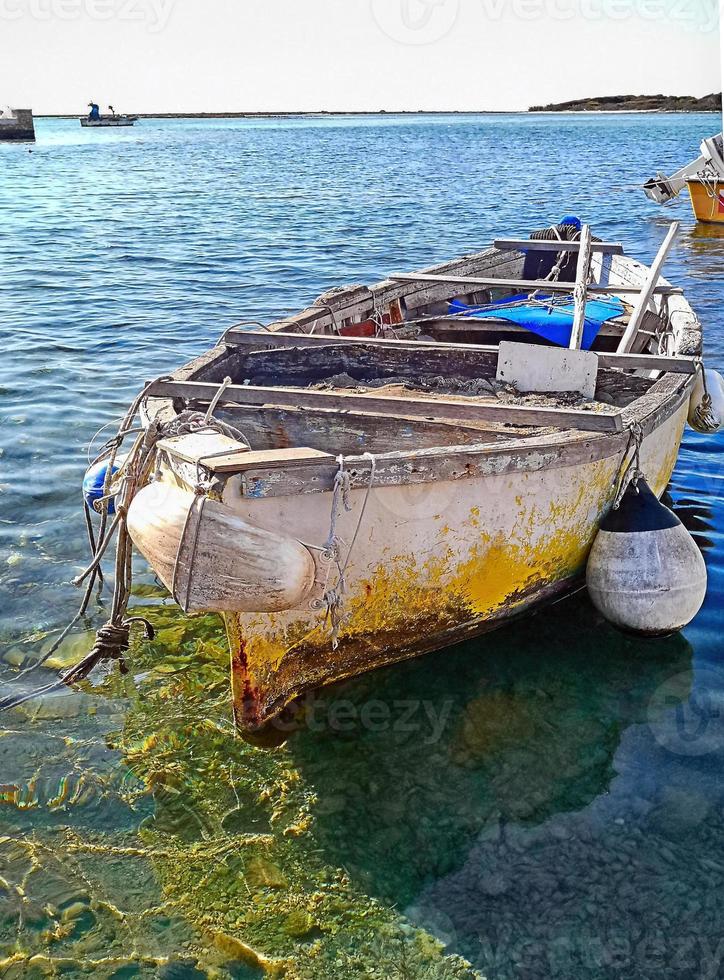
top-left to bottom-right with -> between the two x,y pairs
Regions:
692,359 -> 719,434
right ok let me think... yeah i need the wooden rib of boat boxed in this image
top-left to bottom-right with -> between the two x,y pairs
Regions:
127,223 -> 703,733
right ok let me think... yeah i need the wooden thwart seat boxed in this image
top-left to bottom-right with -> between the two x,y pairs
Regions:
220,329 -> 697,376
149,378 -> 625,433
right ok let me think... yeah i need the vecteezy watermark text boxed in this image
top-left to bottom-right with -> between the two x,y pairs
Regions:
371,0 -> 718,45
271,696 -> 455,743
0,0 -> 175,32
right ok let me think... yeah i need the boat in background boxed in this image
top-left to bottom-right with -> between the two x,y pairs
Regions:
0,108 -> 35,142
644,133 -> 724,224
81,103 -> 138,128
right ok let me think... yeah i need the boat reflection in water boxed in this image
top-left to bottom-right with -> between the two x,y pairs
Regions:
0,571 -> 700,976
288,591 -> 694,911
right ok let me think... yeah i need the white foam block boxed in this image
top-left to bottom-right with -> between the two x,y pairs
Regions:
496,341 -> 599,399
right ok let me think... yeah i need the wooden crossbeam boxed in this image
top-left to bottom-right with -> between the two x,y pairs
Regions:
389,273 -> 682,296
148,378 -> 624,433
220,329 -> 697,375
494,238 -> 624,255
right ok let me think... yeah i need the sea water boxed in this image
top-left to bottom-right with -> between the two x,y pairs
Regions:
0,113 -> 723,979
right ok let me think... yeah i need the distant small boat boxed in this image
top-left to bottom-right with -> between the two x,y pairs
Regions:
0,108 -> 35,142
80,104 -> 138,128
81,115 -> 138,128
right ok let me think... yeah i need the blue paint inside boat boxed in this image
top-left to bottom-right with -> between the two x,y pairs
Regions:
449,294 -> 626,350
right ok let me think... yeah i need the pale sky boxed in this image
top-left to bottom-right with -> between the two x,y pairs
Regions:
1,0 -> 721,114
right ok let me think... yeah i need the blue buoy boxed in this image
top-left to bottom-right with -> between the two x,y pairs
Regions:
83,459 -> 120,515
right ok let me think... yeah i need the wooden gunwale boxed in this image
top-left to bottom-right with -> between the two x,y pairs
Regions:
233,375 -> 693,499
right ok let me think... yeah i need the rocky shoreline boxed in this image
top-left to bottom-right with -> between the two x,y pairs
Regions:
530,93 -> 722,112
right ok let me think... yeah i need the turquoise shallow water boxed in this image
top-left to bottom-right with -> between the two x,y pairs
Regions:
1,113 -> 724,978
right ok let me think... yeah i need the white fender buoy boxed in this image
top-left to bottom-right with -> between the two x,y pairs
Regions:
127,483 -> 316,614
586,478 -> 707,637
688,367 -> 724,434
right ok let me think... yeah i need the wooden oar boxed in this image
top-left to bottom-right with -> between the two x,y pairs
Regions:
617,222 -> 680,354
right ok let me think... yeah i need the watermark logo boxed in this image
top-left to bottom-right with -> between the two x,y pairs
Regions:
0,0 -> 176,32
648,667 -> 724,757
369,0 -> 719,40
370,0 -> 460,45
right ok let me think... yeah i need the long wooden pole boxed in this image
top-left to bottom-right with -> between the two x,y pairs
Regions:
569,224 -> 593,350
389,273 -> 681,296
617,222 -> 680,354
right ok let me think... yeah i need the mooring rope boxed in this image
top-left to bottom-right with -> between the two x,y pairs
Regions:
318,453 -> 377,649
692,358 -> 719,434
612,421 -> 645,510
0,373 -> 243,712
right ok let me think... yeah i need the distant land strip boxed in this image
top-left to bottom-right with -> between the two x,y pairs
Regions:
41,110 -> 522,119
529,93 -> 722,112
39,99 -> 723,119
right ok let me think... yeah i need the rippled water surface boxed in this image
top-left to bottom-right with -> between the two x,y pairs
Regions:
1,113 -> 723,978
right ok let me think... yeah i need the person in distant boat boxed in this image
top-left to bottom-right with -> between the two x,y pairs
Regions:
88,102 -> 100,121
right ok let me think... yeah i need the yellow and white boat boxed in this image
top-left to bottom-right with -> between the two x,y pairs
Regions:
108,221 -> 716,735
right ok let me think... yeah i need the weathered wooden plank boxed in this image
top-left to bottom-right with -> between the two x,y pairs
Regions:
618,222 -> 680,354
237,431 -> 623,499
233,340 -> 497,387
390,273 -> 682,296
494,239 -> 624,255
160,442 -> 335,474
148,379 -> 624,433
218,403 -> 509,452
220,329 -> 697,374
569,224 -> 593,351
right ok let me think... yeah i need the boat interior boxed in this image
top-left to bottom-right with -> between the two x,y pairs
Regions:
148,230 -> 700,465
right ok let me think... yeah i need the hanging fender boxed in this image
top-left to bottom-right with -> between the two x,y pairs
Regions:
127,483 -> 316,614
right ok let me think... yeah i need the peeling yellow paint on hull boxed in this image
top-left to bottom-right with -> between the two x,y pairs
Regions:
222,405 -> 688,731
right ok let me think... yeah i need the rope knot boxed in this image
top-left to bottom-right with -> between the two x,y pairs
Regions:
86,617 -> 155,677
613,421 -> 645,510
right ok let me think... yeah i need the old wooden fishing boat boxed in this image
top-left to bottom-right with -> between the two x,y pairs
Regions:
83,220 -> 719,734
